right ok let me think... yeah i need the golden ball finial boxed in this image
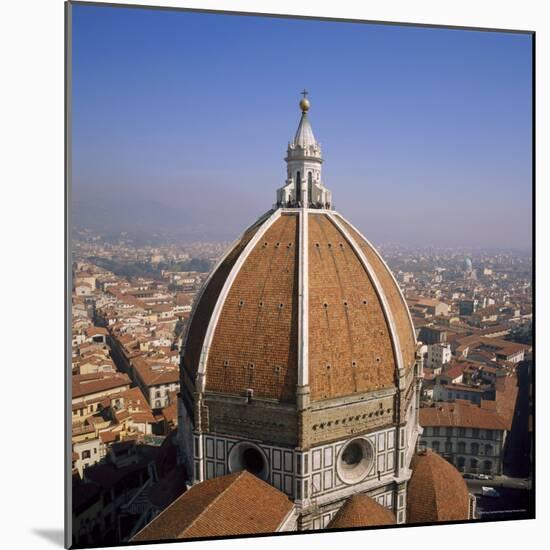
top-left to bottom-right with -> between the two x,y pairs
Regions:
299,89 -> 310,112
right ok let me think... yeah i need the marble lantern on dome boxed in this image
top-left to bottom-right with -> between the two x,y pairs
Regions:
276,92 -> 332,209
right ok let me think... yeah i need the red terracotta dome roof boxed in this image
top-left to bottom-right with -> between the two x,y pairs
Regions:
132,470 -> 293,541
327,494 -> 396,529
407,449 -> 471,523
182,208 -> 416,404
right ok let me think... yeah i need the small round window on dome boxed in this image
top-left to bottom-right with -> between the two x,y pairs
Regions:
275,242 -> 280,247
363,299 -> 368,305
228,442 -> 269,480
337,438 -> 375,485
278,303 -> 284,309
343,300 -> 348,307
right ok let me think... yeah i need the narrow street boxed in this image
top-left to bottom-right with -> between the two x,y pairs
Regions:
466,475 -> 534,520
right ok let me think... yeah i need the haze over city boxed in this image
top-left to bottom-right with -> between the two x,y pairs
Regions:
72,5 -> 532,248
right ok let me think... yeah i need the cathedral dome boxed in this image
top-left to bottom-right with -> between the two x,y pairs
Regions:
181,207 -> 416,404
327,494 -> 395,529
407,449 -> 471,523
172,94 -> 424,532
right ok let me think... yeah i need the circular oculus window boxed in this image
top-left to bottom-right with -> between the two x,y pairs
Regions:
228,441 -> 269,480
336,438 -> 375,484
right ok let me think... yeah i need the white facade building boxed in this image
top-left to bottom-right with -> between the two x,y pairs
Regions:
426,343 -> 452,370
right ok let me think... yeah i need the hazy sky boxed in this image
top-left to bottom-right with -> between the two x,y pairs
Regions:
71,4 -> 532,248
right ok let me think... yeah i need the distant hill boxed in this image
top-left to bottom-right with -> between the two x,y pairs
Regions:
72,196 -> 239,241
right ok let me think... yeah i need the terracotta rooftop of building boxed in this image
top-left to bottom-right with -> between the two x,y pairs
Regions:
327,494 -> 395,529
132,470 -> 293,541
72,372 -> 131,399
419,401 -> 509,431
85,326 -> 109,337
132,357 -> 179,387
407,449 -> 470,523
440,363 -> 466,380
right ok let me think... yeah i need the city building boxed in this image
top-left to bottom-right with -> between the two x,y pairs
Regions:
419,372 -> 518,475
426,343 -> 452,370
132,357 -> 180,409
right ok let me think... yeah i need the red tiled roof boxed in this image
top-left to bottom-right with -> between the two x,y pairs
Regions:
132,357 -> 179,387
72,372 -> 131,399
419,401 -> 509,431
132,471 -> 293,541
407,449 -> 470,523
327,494 -> 395,529
85,326 -> 109,337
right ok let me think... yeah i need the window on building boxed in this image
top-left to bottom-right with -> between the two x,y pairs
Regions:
433,427 -> 440,436
296,480 -> 302,500
445,442 -> 452,454
472,428 -> 479,438
484,444 -> 493,456
432,441 -> 440,452
483,460 -> 492,473
82,450 -> 91,460
458,442 -> 466,454
471,443 -> 479,455
470,458 -> 478,471
457,456 -> 466,471
458,427 -> 466,437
